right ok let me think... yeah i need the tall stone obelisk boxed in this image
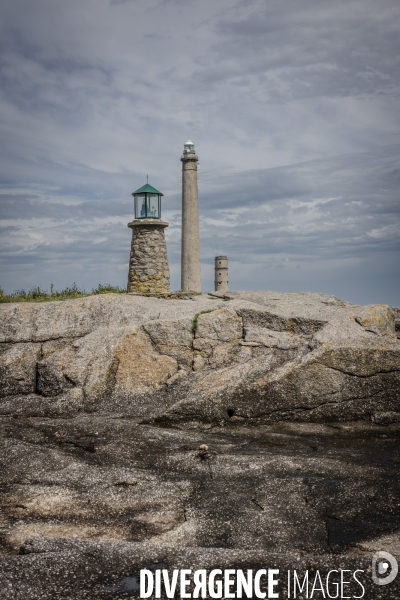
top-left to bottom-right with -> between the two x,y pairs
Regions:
181,140 -> 201,292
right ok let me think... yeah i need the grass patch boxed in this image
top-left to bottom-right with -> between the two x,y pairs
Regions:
0,283 -> 126,304
192,309 -> 215,333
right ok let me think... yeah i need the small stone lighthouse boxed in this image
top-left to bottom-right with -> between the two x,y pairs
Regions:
181,140 -> 201,293
127,183 -> 170,294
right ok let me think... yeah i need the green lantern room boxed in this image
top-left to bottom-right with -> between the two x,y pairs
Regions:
132,183 -> 163,220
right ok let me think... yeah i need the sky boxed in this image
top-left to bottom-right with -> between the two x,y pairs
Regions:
0,0 -> 399,305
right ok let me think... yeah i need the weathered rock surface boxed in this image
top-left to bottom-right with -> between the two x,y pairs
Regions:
1,291 -> 398,425
1,535 -> 398,600
0,291 -> 399,598
0,418 -> 399,598
393,305 -> 400,338
0,343 -> 41,397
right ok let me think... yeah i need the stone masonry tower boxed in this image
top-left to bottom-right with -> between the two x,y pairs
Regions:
127,183 -> 170,294
214,255 -> 228,292
181,140 -> 201,292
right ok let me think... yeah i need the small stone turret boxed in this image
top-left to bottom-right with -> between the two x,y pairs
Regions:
127,183 -> 170,294
214,255 -> 228,292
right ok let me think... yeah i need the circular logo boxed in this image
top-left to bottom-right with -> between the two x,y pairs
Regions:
372,551 -> 398,585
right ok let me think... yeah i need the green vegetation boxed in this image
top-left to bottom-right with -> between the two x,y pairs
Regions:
0,283 -> 126,304
192,309 -> 215,333
92,283 -> 126,295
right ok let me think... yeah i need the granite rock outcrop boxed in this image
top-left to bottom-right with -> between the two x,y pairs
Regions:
1,290 -> 398,424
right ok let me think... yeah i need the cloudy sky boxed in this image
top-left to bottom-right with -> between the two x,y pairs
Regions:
0,0 -> 399,304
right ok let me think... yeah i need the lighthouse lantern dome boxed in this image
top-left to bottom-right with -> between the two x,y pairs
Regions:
132,183 -> 163,220
183,140 -> 196,154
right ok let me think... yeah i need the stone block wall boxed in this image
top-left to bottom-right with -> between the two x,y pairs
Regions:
127,220 -> 170,293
